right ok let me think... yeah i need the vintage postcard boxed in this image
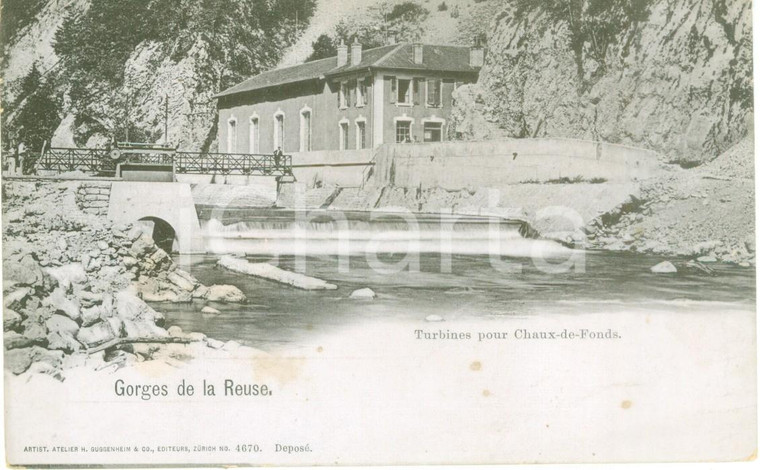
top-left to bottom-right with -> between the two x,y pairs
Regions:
1,0 -> 756,466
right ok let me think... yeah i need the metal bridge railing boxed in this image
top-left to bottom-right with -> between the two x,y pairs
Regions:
35,147 -> 293,177
36,147 -> 115,174
174,152 -> 293,176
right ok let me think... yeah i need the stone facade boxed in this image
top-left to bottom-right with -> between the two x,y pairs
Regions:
75,182 -> 112,216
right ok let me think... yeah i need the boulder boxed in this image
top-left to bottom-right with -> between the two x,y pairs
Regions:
186,332 -> 207,342
167,326 -> 183,337
168,271 -> 195,292
122,319 -> 168,339
78,291 -> 103,308
4,331 -> 35,349
140,290 -> 182,302
32,347 -> 65,370
201,306 -> 221,314
97,240 -> 109,251
46,331 -> 82,353
45,314 -> 79,336
4,287 -> 31,310
55,237 -> 68,252
44,263 -> 87,293
192,285 -> 209,299
425,314 -> 444,322
130,234 -> 157,258
4,253 -> 44,286
205,285 -> 246,303
222,340 -> 241,351
207,338 -> 225,349
42,288 -> 81,321
122,256 -> 139,268
20,318 -> 49,346
115,291 -> 151,321
650,261 -> 678,274
696,256 -> 718,263
150,249 -> 170,265
126,226 -> 145,241
349,288 -> 376,299
76,321 -> 118,348
4,308 -> 23,332
5,347 -> 34,374
80,305 -> 102,327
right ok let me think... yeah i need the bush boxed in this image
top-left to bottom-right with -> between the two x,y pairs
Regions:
387,2 -> 428,21
668,159 -> 702,169
438,2 -> 448,11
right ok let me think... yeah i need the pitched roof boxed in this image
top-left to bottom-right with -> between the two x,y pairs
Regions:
215,43 -> 479,98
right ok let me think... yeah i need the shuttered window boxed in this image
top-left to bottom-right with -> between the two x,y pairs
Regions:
426,79 -> 441,107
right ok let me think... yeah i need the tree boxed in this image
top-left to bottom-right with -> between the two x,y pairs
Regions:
10,64 -> 62,171
306,34 -> 337,62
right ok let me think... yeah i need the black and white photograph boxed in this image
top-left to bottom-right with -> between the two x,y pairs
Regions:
1,0 -> 756,465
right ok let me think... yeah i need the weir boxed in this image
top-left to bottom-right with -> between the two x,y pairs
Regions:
197,207 -> 564,258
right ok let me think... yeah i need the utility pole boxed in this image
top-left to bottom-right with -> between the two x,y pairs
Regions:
164,93 -> 169,145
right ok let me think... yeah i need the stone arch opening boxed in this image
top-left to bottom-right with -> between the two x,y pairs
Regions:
137,217 -> 177,253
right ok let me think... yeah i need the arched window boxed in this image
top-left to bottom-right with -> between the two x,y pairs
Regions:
249,115 -> 259,153
227,117 -> 237,153
300,107 -> 312,152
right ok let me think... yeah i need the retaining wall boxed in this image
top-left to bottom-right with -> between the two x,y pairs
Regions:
75,182 -> 112,216
370,138 -> 662,190
290,149 -> 374,188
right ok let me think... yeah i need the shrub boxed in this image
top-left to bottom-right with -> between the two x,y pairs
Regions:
668,159 -> 702,169
438,2 -> 448,11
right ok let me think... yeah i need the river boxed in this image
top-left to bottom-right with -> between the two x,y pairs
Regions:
159,250 -> 755,353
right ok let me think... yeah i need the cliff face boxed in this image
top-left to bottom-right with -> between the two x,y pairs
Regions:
2,0 -> 315,151
452,0 -> 753,162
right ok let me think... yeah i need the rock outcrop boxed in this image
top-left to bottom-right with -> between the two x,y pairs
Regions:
452,0 -> 752,163
583,137 -> 754,264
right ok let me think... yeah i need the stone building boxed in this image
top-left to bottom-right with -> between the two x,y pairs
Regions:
215,42 -> 483,153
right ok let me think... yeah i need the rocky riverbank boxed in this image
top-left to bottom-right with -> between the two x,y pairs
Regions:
3,180 -> 250,380
583,137 -> 755,266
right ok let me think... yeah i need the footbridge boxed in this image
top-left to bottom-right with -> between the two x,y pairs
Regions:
27,143 -> 296,254
35,143 -> 294,179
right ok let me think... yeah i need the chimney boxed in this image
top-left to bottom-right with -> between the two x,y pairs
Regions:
469,43 -> 484,68
351,40 -> 362,65
337,39 -> 348,67
413,43 -> 423,64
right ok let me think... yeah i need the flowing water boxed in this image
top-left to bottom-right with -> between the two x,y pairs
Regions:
158,209 -> 756,352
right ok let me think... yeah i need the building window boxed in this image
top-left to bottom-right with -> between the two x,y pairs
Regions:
339,121 -> 349,150
426,79 -> 442,107
396,120 -> 412,143
274,112 -> 284,151
397,79 -> 411,105
300,109 -> 312,152
356,120 -> 366,149
357,78 -> 367,107
227,117 -> 237,153
249,116 -> 259,153
339,82 -> 348,109
423,122 -> 443,142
